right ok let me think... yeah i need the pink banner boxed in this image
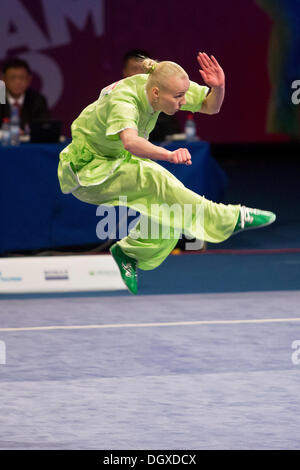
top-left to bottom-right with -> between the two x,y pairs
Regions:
0,0 -> 295,142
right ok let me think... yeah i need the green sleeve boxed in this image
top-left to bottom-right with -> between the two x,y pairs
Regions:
181,81 -> 210,113
105,97 -> 139,141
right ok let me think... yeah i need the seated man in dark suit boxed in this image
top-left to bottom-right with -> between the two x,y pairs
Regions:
0,58 -> 50,132
122,49 -> 181,142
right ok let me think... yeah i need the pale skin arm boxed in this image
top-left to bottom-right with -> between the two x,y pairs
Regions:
197,52 -> 225,115
119,128 -> 192,165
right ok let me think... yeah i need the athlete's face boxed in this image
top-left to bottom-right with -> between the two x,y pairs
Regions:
152,75 -> 190,115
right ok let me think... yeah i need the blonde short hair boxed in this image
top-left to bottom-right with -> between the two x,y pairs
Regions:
142,58 -> 189,91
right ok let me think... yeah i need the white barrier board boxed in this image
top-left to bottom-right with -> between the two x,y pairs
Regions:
0,255 -> 126,293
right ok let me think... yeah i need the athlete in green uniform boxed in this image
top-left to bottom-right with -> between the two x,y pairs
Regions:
58,53 -> 276,294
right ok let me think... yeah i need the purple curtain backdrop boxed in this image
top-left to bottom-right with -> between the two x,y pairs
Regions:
0,0 -> 293,143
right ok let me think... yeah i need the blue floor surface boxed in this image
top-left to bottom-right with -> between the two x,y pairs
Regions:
0,248 -> 300,450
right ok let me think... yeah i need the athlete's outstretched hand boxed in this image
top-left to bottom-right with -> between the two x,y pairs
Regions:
168,148 -> 192,165
197,52 -> 225,88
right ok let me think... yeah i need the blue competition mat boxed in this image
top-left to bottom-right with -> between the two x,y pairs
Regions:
0,250 -> 300,450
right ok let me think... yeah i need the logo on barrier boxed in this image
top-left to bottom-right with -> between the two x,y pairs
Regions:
89,270 -> 116,277
0,80 -> 6,104
0,272 -> 22,282
44,270 -> 69,281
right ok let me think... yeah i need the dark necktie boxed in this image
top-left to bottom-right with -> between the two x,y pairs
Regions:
12,100 -> 21,116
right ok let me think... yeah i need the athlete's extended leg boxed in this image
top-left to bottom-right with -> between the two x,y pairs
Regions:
72,155 -> 275,293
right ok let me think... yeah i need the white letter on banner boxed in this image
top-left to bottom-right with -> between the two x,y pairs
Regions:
18,52 -> 63,108
42,0 -> 104,47
0,0 -> 48,59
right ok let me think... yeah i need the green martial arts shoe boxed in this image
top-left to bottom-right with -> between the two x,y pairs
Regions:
233,206 -> 276,234
110,243 -> 138,295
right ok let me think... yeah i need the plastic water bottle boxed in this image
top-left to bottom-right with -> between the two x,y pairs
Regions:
184,113 -> 197,141
10,105 -> 20,146
1,118 -> 11,146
